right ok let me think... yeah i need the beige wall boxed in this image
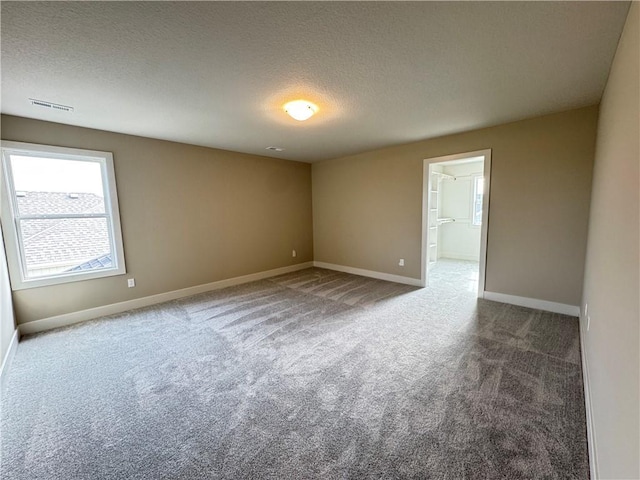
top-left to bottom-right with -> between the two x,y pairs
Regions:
581,3 -> 639,478
313,105 -> 598,306
1,115 -> 313,326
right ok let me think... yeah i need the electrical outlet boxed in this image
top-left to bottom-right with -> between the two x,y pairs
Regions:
292,249 -> 297,258
398,258 -> 405,267
127,278 -> 135,288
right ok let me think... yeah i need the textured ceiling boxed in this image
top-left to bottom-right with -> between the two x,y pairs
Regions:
0,2 -> 630,162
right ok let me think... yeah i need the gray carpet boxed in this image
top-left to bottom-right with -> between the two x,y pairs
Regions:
0,261 -> 589,479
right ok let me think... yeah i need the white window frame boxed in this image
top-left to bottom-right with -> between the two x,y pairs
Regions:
471,174 -> 484,227
0,141 -> 126,290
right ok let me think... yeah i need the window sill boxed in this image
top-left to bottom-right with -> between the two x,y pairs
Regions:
10,266 -> 126,291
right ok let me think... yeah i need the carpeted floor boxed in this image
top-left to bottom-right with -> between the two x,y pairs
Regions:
0,260 -> 589,479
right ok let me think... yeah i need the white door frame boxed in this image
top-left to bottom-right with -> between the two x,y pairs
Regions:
420,149 -> 492,297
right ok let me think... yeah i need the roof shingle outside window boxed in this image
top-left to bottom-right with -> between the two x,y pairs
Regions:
17,192 -> 111,271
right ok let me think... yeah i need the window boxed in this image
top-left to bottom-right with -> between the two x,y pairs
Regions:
0,141 -> 126,289
472,175 -> 484,226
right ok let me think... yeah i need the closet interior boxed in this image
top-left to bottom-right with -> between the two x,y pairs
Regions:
427,158 -> 484,266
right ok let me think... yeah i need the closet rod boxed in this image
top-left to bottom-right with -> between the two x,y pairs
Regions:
432,172 -> 456,181
450,174 -> 482,179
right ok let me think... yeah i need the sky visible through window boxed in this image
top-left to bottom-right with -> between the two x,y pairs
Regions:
10,155 -> 104,196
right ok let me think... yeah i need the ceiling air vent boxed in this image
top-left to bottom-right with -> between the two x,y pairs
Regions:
29,98 -> 74,113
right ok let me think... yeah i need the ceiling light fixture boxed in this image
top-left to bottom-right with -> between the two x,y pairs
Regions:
284,100 -> 317,121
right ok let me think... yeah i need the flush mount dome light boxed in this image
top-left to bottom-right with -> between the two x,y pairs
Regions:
284,100 -> 317,121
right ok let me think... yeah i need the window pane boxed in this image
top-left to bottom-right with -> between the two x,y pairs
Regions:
473,177 -> 483,225
2,142 -> 125,289
19,217 -> 112,278
10,155 -> 105,215
473,202 -> 482,225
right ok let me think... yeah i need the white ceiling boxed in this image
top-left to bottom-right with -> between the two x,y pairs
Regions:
0,2 -> 630,163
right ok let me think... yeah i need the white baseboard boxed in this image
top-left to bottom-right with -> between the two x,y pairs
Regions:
313,261 -> 423,287
18,262 -> 314,336
0,329 -> 19,397
579,315 -> 599,479
483,291 -> 580,317
439,253 -> 480,262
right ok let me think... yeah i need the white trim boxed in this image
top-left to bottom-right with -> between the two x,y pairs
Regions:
313,261 -> 423,287
18,262 -> 313,335
0,329 -> 19,397
420,161 -> 431,287
422,149 -> 491,297
579,314 -> 599,479
483,291 -> 580,316
478,154 -> 491,296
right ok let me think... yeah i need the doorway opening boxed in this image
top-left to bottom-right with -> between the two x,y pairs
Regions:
421,150 -> 491,297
